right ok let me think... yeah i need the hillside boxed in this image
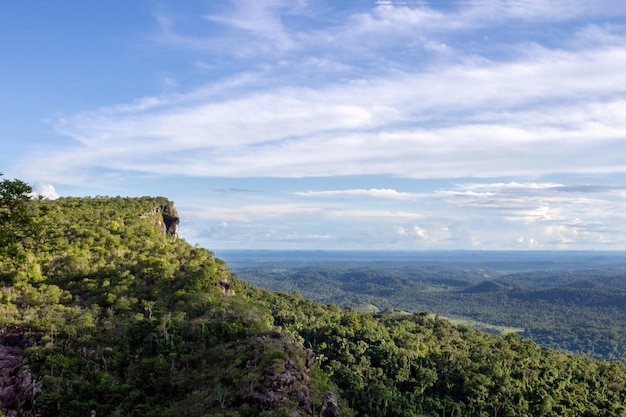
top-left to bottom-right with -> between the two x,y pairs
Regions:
232,259 -> 626,361
2,192 -> 626,416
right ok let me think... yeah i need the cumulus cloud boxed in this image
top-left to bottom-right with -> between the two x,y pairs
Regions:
30,183 -> 60,200
413,225 -> 427,239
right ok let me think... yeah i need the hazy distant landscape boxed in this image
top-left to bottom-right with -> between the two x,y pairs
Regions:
221,250 -> 626,360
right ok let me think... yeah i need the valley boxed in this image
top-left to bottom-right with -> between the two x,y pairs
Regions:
222,250 -> 626,360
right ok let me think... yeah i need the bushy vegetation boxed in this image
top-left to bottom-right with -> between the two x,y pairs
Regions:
235,261 -> 626,361
2,182 -> 626,416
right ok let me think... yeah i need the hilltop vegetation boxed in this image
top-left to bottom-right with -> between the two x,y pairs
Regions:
232,256 -> 626,361
2,180 -> 626,416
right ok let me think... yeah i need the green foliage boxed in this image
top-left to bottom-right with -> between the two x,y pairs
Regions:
0,173 -> 35,256
235,261 -> 626,361
2,193 -> 626,417
0,196 -> 329,416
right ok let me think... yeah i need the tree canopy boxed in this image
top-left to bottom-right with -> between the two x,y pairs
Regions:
1,191 -> 626,416
0,173 -> 34,254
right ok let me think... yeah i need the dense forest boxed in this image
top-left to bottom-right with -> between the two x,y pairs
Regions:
231,258 -> 626,361
2,175 -> 626,416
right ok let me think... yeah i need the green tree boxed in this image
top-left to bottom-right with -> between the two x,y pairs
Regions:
0,173 -> 34,253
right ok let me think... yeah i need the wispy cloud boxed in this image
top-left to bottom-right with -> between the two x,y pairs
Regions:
458,182 -> 564,191
29,41 -> 626,182
203,0 -> 303,52
294,188 -> 419,199
11,0 -> 626,249
22,0 -> 626,185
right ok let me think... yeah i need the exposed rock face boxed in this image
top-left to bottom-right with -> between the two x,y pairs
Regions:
0,332 -> 41,417
319,392 -> 340,417
139,204 -> 180,240
218,279 -> 235,296
240,331 -> 313,414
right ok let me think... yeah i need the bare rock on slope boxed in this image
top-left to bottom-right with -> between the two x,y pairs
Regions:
0,340 -> 41,417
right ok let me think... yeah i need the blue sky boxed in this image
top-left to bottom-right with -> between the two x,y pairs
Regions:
2,0 -> 626,251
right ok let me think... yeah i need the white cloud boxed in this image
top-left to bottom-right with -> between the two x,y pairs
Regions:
517,236 -> 540,248
394,225 -> 427,237
294,188 -> 418,200
203,0 -> 300,51
30,183 -> 59,200
459,182 -> 564,191
29,35 -> 625,183
11,0 -> 626,250
413,225 -> 427,239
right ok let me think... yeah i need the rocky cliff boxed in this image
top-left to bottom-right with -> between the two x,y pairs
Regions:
240,331 -> 314,415
139,203 -> 180,240
0,330 -> 41,417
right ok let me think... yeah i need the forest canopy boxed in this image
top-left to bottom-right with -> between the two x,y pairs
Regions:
0,173 -> 34,253
1,186 -> 626,416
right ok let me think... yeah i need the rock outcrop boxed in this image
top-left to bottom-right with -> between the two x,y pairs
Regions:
0,331 -> 41,417
139,204 -> 180,240
240,331 -> 314,415
218,279 -> 235,296
319,392 -> 340,417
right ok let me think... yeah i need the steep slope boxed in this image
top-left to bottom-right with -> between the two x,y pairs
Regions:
0,197 -> 329,417
1,196 -> 626,416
